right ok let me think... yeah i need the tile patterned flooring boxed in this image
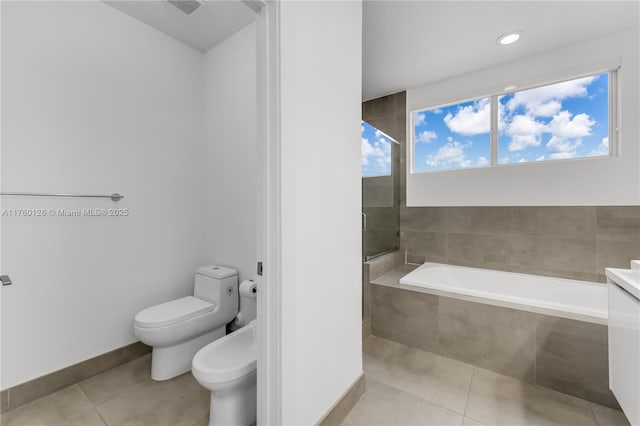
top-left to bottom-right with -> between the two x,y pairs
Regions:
1,355 -> 210,426
1,338 -> 632,426
343,336 -> 631,426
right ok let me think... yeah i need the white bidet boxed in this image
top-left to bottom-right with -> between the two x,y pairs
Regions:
192,320 -> 257,426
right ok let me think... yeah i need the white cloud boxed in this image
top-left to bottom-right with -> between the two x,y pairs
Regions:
536,155 -> 545,161
518,158 -> 526,163
549,151 -> 578,160
361,137 -> 382,158
414,112 -> 426,126
476,156 -> 489,167
416,130 -> 438,144
545,110 -> 595,158
425,140 -> 473,168
507,114 -> 547,151
362,136 -> 391,173
443,98 -> 491,136
530,100 -> 562,117
506,76 -> 595,116
547,111 -> 594,139
589,136 -> 610,157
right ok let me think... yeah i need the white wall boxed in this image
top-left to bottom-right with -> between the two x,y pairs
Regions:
278,1 -> 363,424
407,28 -> 640,206
1,2 -> 208,389
203,23 -> 257,285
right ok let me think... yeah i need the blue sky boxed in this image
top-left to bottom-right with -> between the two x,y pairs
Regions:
413,98 -> 491,172
361,121 -> 393,176
412,73 -> 609,172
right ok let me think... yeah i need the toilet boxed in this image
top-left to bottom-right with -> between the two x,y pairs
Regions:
192,320 -> 257,426
134,265 -> 239,381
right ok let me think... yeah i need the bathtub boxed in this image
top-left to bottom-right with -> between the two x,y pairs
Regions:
369,260 -> 616,407
398,262 -> 607,324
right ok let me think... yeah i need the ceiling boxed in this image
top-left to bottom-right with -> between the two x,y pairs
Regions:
363,1 -> 640,100
105,0 -> 256,52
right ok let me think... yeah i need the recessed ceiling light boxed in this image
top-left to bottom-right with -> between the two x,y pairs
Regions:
497,32 -> 521,46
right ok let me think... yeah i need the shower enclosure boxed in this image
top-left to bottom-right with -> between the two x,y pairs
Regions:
361,122 -> 400,261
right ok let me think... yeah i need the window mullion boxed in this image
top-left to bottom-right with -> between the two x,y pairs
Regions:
490,96 -> 499,166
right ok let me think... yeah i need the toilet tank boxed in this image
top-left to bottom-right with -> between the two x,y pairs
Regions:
194,265 -> 239,322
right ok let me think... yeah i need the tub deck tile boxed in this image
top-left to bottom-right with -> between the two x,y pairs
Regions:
371,284 -> 439,353
535,315 -> 617,408
370,264 -> 418,287
437,297 -> 537,383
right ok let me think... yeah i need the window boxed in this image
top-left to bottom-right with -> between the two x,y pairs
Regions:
413,98 -> 491,172
411,72 -> 613,172
361,121 -> 394,177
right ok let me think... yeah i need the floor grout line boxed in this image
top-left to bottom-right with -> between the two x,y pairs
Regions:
76,381 -> 94,406
364,344 -> 475,419
365,376 -> 464,419
95,407 -> 109,426
462,367 -> 476,418
72,375 -> 110,425
588,402 -> 601,426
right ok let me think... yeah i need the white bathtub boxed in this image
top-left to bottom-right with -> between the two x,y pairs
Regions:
398,262 -> 607,324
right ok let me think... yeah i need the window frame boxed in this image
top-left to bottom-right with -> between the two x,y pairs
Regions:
409,69 -> 619,174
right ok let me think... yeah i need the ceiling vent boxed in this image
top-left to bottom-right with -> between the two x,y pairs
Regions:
167,0 -> 206,15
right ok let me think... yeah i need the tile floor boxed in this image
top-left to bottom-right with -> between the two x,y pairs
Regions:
1,355 -> 210,426
1,338 -> 633,426
342,336 -> 631,426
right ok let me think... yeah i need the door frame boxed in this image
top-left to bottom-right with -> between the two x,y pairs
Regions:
255,1 -> 282,424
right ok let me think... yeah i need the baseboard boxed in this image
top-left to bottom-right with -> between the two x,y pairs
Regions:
1,341 -> 150,413
317,373 -> 366,426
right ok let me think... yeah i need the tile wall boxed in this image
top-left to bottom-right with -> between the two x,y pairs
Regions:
370,282 -> 617,408
401,206 -> 640,283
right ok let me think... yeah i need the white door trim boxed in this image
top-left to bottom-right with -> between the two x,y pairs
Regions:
256,1 -> 282,424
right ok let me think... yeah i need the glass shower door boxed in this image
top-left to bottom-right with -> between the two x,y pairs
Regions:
361,122 -> 400,261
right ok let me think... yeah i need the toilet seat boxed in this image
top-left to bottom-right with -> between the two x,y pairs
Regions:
135,296 -> 214,328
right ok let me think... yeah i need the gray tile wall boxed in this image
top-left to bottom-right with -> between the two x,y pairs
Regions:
370,283 -> 618,408
362,251 -> 405,323
401,206 -> 640,283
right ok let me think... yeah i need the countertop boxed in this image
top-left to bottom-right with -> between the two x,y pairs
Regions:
606,260 -> 640,301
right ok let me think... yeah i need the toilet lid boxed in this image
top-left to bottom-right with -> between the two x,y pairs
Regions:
135,296 -> 214,328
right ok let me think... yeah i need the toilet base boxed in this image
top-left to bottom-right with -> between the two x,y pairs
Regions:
151,326 -> 226,381
207,372 -> 257,426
